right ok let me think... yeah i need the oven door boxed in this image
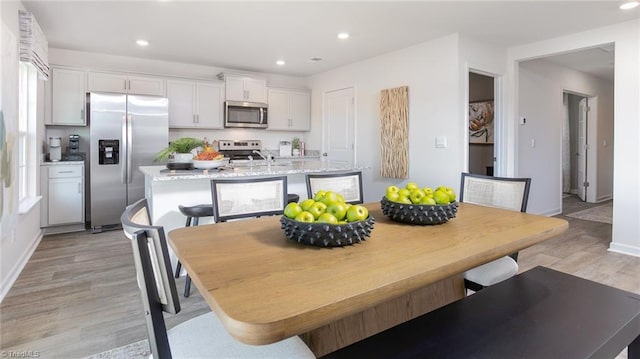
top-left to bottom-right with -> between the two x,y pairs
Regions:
224,101 -> 268,128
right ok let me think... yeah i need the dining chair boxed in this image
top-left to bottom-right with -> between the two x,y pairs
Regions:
211,176 -> 288,222
459,172 -> 532,293
305,171 -> 364,204
121,198 -> 315,359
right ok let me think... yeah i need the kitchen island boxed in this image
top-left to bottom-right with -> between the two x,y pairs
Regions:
140,159 -> 361,236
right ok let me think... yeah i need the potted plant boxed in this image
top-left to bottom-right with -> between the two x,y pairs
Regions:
154,137 -> 204,162
292,137 -> 300,156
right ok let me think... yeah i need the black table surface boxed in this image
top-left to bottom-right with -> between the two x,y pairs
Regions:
322,266 -> 640,359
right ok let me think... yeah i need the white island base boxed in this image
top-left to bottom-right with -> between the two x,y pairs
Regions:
140,161 -> 361,270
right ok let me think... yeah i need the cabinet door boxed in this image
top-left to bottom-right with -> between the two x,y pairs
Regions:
245,78 -> 267,103
266,89 -> 291,130
196,82 -> 224,129
48,177 -> 84,225
167,80 -> 196,128
87,72 -> 128,93
289,91 -> 311,131
51,68 -> 87,125
225,76 -> 246,101
128,75 -> 166,96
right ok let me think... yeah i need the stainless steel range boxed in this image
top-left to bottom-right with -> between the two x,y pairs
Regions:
218,140 -> 268,164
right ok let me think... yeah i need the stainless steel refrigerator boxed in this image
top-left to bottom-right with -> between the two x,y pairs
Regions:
88,93 -> 168,232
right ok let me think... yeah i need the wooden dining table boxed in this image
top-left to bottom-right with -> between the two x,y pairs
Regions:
168,202 -> 568,357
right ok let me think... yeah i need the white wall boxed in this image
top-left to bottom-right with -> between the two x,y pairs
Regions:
507,20 -> 640,256
306,34 -> 463,202
0,0 -> 44,301
48,48 -> 311,151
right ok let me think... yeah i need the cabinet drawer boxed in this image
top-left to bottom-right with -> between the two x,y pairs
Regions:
48,165 -> 83,178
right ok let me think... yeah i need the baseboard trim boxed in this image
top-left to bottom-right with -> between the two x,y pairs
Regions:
0,231 -> 43,302
596,194 -> 613,203
608,242 -> 640,258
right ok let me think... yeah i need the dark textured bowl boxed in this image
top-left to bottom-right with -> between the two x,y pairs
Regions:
380,196 -> 458,225
280,215 -> 375,247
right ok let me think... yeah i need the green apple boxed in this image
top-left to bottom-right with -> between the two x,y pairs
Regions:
294,211 -> 315,223
422,187 -> 434,196
308,202 -> 328,219
386,192 -> 400,202
284,202 -> 303,219
436,185 -> 448,193
320,191 -> 340,205
346,205 -> 369,222
406,182 -> 419,191
326,202 -> 348,221
336,193 -> 346,203
419,196 -> 437,205
445,187 -> 456,202
398,188 -> 411,198
433,190 -> 450,205
409,189 -> 426,204
317,212 -> 338,224
386,185 -> 400,198
313,190 -> 327,201
398,196 -> 412,205
300,199 -> 316,211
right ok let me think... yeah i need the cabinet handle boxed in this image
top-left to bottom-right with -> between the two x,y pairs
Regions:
196,114 -> 200,123
124,80 -> 127,91
58,171 -> 73,174
78,182 -> 82,194
80,108 -> 85,120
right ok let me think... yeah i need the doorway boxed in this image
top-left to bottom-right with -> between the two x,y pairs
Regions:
563,93 -> 589,201
468,72 -> 495,176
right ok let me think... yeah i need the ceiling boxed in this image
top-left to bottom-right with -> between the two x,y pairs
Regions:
22,1 -> 638,78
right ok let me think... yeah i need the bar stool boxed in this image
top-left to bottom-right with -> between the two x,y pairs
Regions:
287,194 -> 300,204
176,204 -> 213,297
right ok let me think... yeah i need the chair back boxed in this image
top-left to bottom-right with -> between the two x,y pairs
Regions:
306,171 -> 364,204
211,176 -> 288,222
121,198 -> 180,359
460,173 -> 531,212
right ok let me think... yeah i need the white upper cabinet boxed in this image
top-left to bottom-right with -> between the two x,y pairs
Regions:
87,72 -> 165,96
223,75 -> 267,103
267,88 -> 311,131
48,67 -> 87,126
167,79 -> 224,129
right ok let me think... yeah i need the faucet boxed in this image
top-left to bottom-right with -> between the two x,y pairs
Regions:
252,150 -> 272,163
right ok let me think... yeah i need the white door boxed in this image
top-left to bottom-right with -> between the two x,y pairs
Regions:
577,98 -> 588,201
323,88 -> 355,164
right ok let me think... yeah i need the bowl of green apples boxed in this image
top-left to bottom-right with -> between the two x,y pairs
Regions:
280,190 -> 374,247
381,182 -> 458,225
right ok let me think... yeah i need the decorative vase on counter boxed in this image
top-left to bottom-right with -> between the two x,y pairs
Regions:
293,149 -> 300,156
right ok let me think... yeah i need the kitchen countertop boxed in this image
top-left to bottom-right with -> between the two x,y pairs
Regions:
41,160 -> 85,165
140,160 -> 361,181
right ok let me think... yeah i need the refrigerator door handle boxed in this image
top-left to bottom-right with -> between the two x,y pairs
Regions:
121,115 -> 127,184
127,115 -> 133,183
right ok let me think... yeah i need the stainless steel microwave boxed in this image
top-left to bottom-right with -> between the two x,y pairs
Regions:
224,101 -> 268,128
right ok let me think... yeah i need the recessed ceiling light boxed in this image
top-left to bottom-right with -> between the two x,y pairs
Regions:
136,39 -> 149,47
620,1 -> 639,9
276,60 -> 286,66
308,57 -> 323,63
337,32 -> 350,40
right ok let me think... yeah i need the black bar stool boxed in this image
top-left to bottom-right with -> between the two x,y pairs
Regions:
176,204 -> 213,297
287,194 -> 300,204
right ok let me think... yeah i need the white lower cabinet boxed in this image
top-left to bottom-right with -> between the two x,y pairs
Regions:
41,163 -> 85,227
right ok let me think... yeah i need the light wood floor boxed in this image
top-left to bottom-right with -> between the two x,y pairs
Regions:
1,195 -> 638,358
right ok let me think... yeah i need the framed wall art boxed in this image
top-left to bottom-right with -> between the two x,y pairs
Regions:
469,100 -> 494,144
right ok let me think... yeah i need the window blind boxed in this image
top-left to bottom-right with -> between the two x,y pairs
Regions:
19,10 -> 49,80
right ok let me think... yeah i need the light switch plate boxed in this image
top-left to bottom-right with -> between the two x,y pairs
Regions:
436,136 -> 447,148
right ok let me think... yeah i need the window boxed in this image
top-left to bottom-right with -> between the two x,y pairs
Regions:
17,62 -> 38,209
